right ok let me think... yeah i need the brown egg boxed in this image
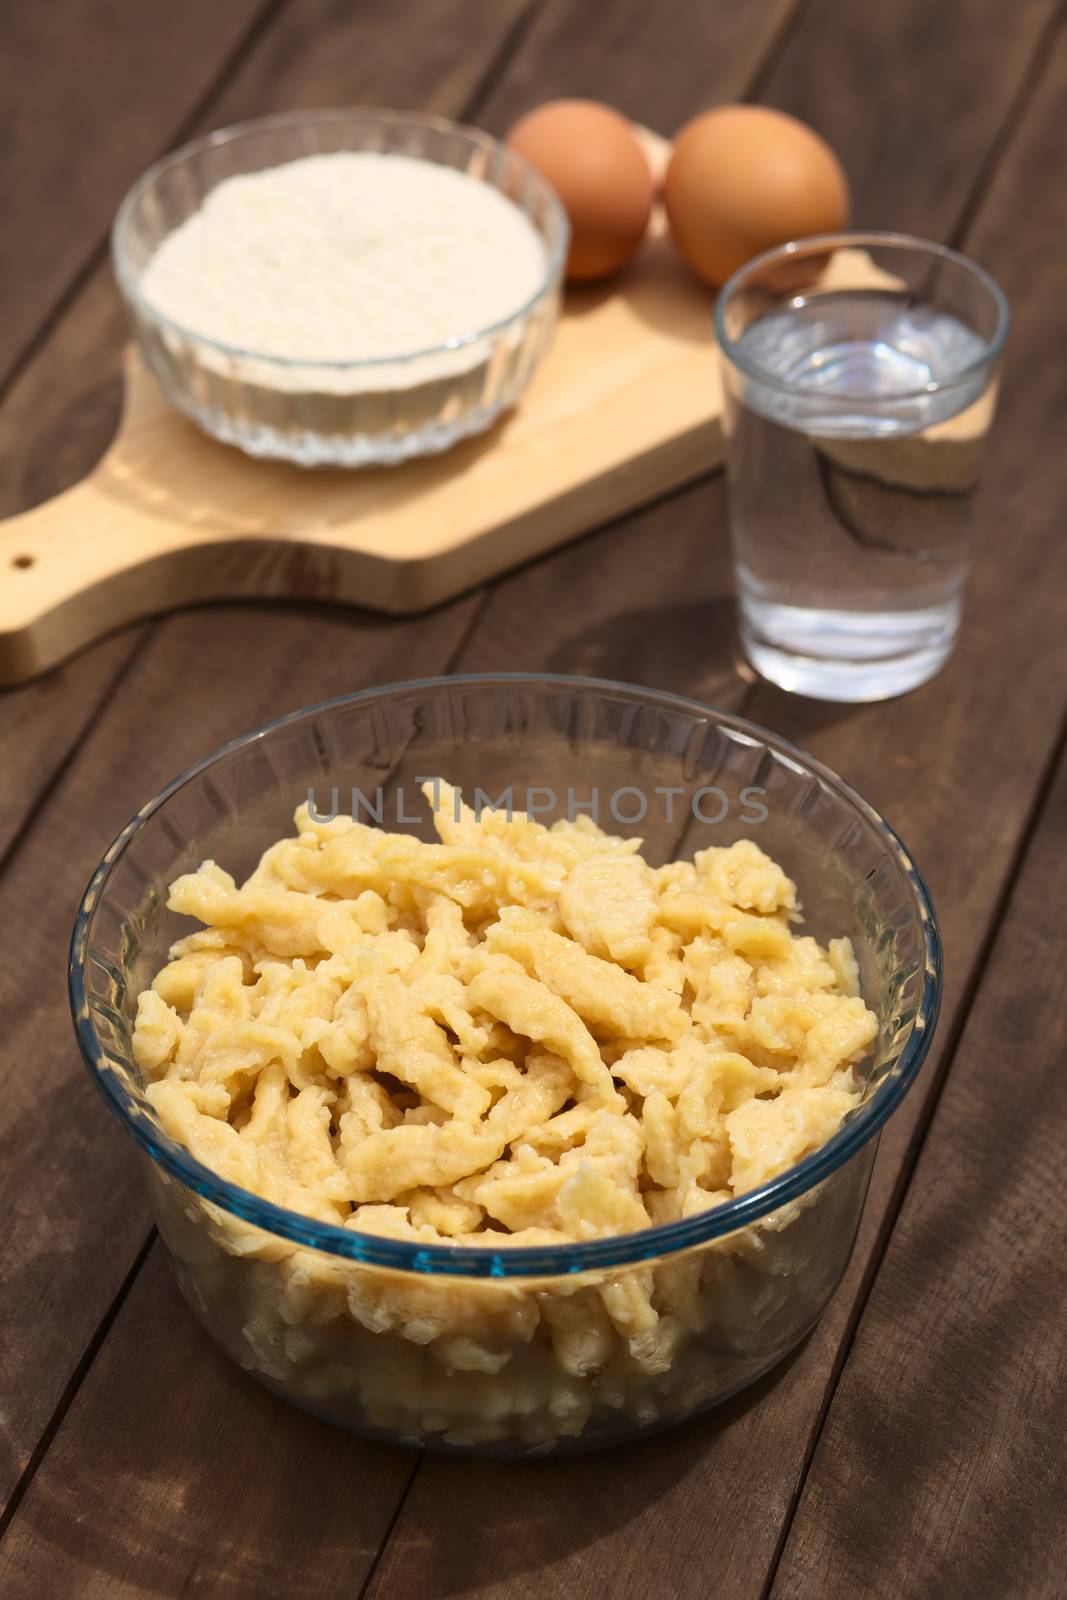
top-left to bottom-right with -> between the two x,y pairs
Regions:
664,106 -> 849,288
506,100 -> 654,282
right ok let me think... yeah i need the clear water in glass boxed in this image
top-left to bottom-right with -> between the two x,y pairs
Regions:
726,286 -> 996,701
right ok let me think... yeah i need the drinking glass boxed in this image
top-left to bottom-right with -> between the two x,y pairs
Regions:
715,232 -> 1008,702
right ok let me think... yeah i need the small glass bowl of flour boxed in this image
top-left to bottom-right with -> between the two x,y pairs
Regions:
113,110 -> 569,466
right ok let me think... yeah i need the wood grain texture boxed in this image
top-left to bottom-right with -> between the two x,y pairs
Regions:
770,37 -> 1067,1599
470,0 -> 796,134
0,632 -> 146,858
0,0 -> 271,854
0,0 -> 532,1519
0,595 -> 478,1517
0,0 -> 532,525
4,243 -> 934,687
2,2 -> 1065,1598
0,206 -> 730,684
362,5 -> 1067,1597
0,0 -> 532,837
757,0 -> 1060,236
0,0 -> 792,1579
772,745 -> 1067,1599
0,1247 -> 418,1600
454,471 -> 746,710
0,0 -> 269,386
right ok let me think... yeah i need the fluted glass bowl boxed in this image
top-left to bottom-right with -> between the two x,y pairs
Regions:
69,676 -> 941,1455
112,110 -> 569,466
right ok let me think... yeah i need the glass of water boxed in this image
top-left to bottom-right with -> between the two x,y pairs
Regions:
715,232 -> 1008,702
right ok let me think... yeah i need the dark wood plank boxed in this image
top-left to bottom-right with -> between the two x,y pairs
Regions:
0,0 -> 796,1577
0,0 -> 782,841
0,0 -> 535,1516
0,633 -> 147,856
0,600 -> 478,1516
759,0 -> 1059,236
0,0 -> 532,852
0,0 -> 269,855
773,745 -> 1067,1599
414,0 -> 803,706
361,6 -> 1067,1598
3,2 -> 1062,1596
0,0 -> 269,387
456,472 -> 746,707
472,0 -> 795,133
0,0 -> 532,524
769,39 -> 1067,1599
0,1247 -> 417,1600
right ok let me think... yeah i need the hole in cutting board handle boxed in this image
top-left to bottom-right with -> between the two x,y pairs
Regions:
11,555 -> 34,569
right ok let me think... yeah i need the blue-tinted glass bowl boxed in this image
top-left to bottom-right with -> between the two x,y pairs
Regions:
69,675 -> 941,1454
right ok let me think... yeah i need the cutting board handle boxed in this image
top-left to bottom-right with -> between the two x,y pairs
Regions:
0,456 -> 375,685
0,480 -> 139,684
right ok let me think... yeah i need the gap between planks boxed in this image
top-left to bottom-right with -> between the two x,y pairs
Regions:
0,1229 -> 157,1547
0,0 -> 551,858
324,8 -> 819,1582
0,0 -> 287,409
0,0 -> 1058,1581
750,18 -> 1067,1582
758,698 -> 1067,1600
0,0 -> 793,1561
342,7 -> 1067,1593
0,0 -> 550,1542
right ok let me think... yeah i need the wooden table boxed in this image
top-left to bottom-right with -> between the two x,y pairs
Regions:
2,3 -> 1065,1595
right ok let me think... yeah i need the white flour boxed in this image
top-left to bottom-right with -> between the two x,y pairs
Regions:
140,152 -> 548,363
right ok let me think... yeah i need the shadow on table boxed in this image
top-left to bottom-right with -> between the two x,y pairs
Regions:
545,596 -> 870,750
382,1339 -> 813,1600
2,1258 -> 414,1598
0,1071 -> 153,1488
4,1227 -> 811,1600
743,681 -> 873,746
545,595 -> 745,706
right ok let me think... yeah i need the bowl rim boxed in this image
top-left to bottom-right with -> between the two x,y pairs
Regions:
111,106 -> 570,370
713,229 -> 1009,406
69,672 -> 942,1278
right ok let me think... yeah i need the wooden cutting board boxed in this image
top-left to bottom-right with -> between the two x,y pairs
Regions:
0,132 -> 732,686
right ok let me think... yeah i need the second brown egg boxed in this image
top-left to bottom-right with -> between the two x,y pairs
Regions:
506,100 -> 654,282
665,106 -> 849,289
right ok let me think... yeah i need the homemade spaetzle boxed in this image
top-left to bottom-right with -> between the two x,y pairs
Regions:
133,781 -> 877,1447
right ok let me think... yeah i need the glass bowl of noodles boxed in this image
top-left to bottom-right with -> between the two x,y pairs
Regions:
69,674 -> 941,1455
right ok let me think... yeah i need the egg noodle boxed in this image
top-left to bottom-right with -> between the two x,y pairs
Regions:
133,781 -> 876,1448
